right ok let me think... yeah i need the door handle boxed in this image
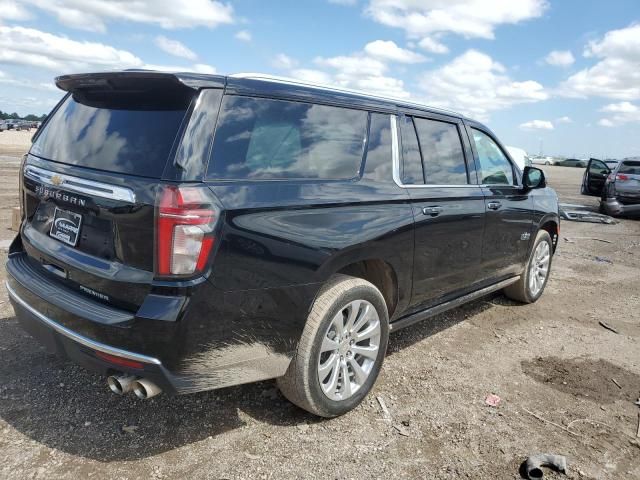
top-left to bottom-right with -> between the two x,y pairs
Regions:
487,201 -> 502,211
422,206 -> 443,217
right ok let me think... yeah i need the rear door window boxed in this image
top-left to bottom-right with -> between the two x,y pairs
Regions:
399,116 -> 424,184
363,113 -> 392,181
413,118 -> 468,185
207,96 -> 367,180
471,129 -> 514,185
31,92 -> 192,178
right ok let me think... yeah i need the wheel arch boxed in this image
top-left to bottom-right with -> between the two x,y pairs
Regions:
538,215 -> 559,252
335,259 -> 400,319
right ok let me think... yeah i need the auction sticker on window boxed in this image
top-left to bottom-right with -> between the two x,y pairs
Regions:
49,207 -> 82,247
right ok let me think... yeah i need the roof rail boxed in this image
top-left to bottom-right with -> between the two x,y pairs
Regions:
229,72 -> 462,118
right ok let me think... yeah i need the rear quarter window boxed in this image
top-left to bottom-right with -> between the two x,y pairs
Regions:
207,96 -> 367,180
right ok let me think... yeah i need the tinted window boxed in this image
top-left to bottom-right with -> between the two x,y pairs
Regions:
414,118 -> 467,185
364,113 -> 392,181
589,159 -> 609,175
471,129 -> 514,185
400,116 -> 424,184
208,96 -> 367,180
618,161 -> 640,174
31,93 -> 191,177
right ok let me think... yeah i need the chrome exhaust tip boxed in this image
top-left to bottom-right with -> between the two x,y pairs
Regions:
107,375 -> 138,395
132,379 -> 162,399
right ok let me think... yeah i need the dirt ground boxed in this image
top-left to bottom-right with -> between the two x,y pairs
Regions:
0,132 -> 639,479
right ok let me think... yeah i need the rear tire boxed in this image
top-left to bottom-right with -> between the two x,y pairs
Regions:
277,275 -> 389,417
504,230 -> 553,304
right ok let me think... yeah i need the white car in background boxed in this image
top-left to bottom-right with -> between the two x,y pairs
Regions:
531,156 -> 556,166
506,146 -> 528,171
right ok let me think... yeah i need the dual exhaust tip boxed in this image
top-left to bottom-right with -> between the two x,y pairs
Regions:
107,375 -> 162,399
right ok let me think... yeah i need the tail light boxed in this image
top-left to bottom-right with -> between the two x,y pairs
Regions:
156,185 -> 218,276
616,174 -> 629,181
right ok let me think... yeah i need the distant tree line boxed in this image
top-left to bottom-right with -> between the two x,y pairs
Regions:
0,110 -> 47,122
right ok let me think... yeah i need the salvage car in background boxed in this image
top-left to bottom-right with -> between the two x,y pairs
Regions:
556,158 -> 586,168
531,156 -> 556,166
582,158 -> 640,216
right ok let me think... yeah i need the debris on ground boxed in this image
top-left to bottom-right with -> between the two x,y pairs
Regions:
393,424 -> 410,437
594,256 -> 613,264
559,207 -> 616,224
611,378 -> 622,389
522,453 -> 567,479
121,425 -> 138,434
376,395 -> 392,422
634,398 -> 640,407
637,413 -> 640,438
564,237 -> 612,244
599,321 -> 619,334
485,394 -> 501,407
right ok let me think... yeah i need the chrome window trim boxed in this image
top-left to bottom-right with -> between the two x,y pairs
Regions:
6,281 -> 162,365
390,115 -> 481,190
24,165 -> 136,203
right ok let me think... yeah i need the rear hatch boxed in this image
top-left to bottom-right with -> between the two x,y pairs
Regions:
613,161 -> 640,204
20,72 -> 218,311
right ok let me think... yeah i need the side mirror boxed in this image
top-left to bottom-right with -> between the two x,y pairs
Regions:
523,166 -> 546,190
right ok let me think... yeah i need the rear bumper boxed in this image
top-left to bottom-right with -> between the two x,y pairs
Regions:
6,281 -> 178,393
5,249 -> 304,394
602,198 -> 640,216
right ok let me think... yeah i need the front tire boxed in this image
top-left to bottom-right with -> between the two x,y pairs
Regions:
504,230 -> 553,304
277,275 -> 389,417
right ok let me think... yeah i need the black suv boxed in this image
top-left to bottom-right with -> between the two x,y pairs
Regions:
6,71 -> 559,417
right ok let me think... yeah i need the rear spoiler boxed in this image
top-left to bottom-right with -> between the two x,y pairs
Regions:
55,71 -> 226,92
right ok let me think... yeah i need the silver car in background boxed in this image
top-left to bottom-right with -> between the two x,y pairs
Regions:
582,159 -> 640,216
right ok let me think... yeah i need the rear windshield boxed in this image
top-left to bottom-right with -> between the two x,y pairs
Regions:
207,96 -> 367,180
618,161 -> 640,174
31,91 -> 191,177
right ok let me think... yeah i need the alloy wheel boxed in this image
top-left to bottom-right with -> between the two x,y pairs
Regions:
317,300 -> 381,401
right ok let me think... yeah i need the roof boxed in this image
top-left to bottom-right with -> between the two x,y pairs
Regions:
229,73 -> 463,118
53,70 -> 465,120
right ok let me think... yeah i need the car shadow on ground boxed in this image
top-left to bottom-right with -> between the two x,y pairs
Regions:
0,296 -> 497,462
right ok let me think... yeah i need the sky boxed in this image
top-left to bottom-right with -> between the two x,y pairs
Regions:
0,0 -> 639,159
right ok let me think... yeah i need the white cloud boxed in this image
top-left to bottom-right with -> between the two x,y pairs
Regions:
18,0 -> 234,33
545,50 -> 574,67
601,101 -> 637,113
272,53 -> 297,70
417,49 -> 548,119
0,26 -> 144,72
598,101 -> 640,127
561,24 -> 640,100
363,40 -> 427,63
311,53 -> 410,98
366,0 -> 547,54
235,30 -> 252,42
0,26 -> 215,77
418,37 -> 449,54
0,1 -> 32,20
290,69 -> 333,84
192,63 -> 217,74
155,35 -> 197,61
520,120 -> 554,130
556,116 -> 572,123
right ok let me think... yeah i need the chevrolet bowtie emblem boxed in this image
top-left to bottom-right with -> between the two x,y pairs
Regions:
50,174 -> 64,186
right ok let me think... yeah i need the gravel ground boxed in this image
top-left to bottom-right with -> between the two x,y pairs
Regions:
0,140 -> 639,479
